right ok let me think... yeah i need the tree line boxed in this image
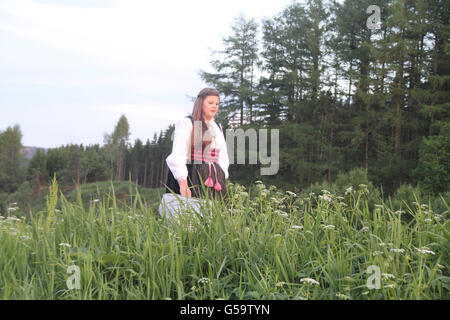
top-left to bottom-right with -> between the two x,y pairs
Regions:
0,0 -> 448,213
0,118 -> 175,212
200,0 -> 449,195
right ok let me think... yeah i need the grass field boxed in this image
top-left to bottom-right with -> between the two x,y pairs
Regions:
0,177 -> 448,299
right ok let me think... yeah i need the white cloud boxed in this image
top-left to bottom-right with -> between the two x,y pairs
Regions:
0,0 -> 293,70
97,103 -> 191,123
0,0 -> 294,148
0,0 -> 228,70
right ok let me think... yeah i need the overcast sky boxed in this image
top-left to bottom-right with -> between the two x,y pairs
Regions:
0,0 -> 296,149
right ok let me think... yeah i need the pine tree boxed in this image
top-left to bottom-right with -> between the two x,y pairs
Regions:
0,125 -> 25,193
200,13 -> 259,126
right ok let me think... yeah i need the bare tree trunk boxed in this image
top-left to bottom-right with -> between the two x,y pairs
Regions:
143,158 -> 148,188
429,33 -> 439,136
348,60 -> 353,106
365,119 -> 369,173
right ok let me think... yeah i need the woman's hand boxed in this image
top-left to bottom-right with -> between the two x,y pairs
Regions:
178,179 -> 191,197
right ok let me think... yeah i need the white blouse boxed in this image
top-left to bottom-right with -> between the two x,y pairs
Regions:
166,117 -> 229,181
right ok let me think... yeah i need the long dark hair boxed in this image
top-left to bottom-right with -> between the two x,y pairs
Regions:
190,88 -> 220,151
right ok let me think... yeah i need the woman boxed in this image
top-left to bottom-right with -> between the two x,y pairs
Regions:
165,87 -> 229,201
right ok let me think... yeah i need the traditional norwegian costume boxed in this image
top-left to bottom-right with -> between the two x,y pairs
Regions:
165,116 -> 229,201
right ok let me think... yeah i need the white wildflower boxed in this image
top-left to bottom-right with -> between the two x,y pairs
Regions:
359,184 -> 367,188
335,293 -> 350,300
381,273 -> 395,280
434,214 -> 442,221
415,247 -> 435,255
360,226 -> 369,232
375,204 -> 384,209
7,207 -> 18,212
20,235 -> 31,241
254,180 -> 263,184
59,243 -> 71,248
198,277 -> 210,285
257,183 -> 266,190
390,248 -> 405,254
270,197 -> 281,204
7,216 -> 21,222
345,186 -> 353,195
309,192 -> 315,196
291,225 -> 303,230
372,251 -> 383,257
319,194 -> 332,202
286,191 -> 297,197
394,210 -> 405,215
321,189 -> 331,194
240,191 -> 249,197
300,278 -> 319,286
424,218 -> 432,223
276,281 -> 287,287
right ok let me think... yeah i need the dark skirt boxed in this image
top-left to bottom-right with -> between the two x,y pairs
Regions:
165,162 -> 227,202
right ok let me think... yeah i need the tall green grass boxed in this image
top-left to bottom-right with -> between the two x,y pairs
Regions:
0,177 -> 448,299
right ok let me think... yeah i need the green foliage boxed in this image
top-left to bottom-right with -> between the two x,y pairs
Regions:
200,13 -> 259,126
389,183 -> 423,213
65,181 -> 164,213
0,179 -> 448,299
413,122 -> 450,195
5,181 -> 33,217
0,125 -> 25,194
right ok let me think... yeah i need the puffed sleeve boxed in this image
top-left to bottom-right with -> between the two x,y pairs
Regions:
216,124 -> 229,179
166,117 -> 192,181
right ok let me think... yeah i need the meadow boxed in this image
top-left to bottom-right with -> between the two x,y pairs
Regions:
0,176 -> 448,300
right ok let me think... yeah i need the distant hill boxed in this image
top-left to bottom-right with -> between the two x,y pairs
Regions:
20,146 -> 48,160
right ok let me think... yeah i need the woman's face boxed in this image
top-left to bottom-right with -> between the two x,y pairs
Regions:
202,95 -> 219,121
